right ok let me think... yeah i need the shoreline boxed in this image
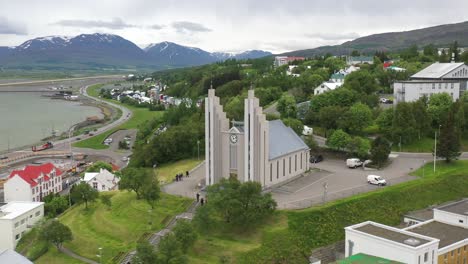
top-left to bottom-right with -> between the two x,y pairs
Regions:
0,94 -> 112,155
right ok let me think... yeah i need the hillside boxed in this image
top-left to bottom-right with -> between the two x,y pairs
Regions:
283,20 -> 468,57
0,35 -> 271,71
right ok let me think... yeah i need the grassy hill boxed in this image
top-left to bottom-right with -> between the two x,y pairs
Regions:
24,191 -> 191,264
283,20 -> 468,57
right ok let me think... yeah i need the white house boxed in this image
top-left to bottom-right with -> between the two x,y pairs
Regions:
0,202 -> 44,250
314,81 -> 342,95
83,168 -> 119,192
4,163 -> 63,202
393,62 -> 468,104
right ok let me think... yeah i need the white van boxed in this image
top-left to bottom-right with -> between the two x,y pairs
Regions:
302,125 -> 313,136
367,175 -> 387,186
346,158 -> 363,168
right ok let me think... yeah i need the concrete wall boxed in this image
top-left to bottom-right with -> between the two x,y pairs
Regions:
264,150 -> 309,188
393,82 -> 460,104
4,176 -> 32,202
434,209 -> 468,228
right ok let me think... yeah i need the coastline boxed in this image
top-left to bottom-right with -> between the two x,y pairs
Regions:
0,94 -> 114,155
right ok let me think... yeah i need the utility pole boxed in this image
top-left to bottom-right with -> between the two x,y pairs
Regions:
197,140 -> 200,160
322,182 -> 328,205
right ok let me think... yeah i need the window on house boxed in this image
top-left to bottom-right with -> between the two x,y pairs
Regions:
35,211 -> 40,217
289,157 -> 291,174
439,83 -> 441,89
32,188 -> 35,194
451,83 -> 454,89
458,248 -> 461,254
93,182 -> 98,189
102,185 -> 105,190
32,197 -> 35,202
277,161 -> 279,179
452,251 -> 454,256
295,155 -> 297,172
283,159 -> 285,177
432,84 -> 435,89
300,153 -> 303,169
15,234 -> 20,240
14,222 -> 19,228
424,252 -> 428,262
459,220 -> 464,223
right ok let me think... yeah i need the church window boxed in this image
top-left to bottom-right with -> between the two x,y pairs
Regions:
289,157 -> 291,174
270,163 -> 272,182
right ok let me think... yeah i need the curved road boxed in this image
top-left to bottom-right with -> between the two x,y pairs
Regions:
1,83 -> 133,168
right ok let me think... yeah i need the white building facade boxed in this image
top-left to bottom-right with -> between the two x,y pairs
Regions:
83,168 -> 120,192
393,62 -> 468,104
4,163 -> 63,202
0,202 -> 44,250
205,88 -> 310,188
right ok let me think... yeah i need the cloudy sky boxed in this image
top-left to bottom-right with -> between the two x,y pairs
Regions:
1,0 -> 468,53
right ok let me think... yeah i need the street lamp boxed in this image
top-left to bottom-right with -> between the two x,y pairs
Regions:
434,125 -> 441,173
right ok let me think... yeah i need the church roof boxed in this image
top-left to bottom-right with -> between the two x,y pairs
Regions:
268,120 -> 309,160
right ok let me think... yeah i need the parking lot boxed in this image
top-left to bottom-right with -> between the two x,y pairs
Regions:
271,154 -> 424,209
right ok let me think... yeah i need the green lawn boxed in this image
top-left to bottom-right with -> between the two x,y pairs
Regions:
73,84 -> 164,149
155,158 -> 202,184
411,160 -> 468,179
36,247 -> 85,264
187,213 -> 288,264
392,136 -> 468,153
37,191 -> 191,264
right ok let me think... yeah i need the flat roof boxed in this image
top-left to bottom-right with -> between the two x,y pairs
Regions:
408,221 -> 468,248
354,223 -> 432,247
436,199 -> 468,216
404,208 -> 434,222
396,80 -> 460,83
334,253 -> 404,264
411,62 -> 465,79
0,202 -> 43,220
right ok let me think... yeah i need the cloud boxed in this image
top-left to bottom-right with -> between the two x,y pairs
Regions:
0,17 -> 27,35
148,24 -> 165,30
54,17 -> 136,30
171,21 -> 212,34
305,32 -> 360,41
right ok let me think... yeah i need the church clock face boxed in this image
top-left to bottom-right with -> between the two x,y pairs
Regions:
230,134 -> 238,144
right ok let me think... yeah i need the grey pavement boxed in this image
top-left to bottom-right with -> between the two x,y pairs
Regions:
271,154 -> 423,209
162,161 -> 205,199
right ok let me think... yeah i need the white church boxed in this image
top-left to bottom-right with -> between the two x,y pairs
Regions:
205,88 -> 310,188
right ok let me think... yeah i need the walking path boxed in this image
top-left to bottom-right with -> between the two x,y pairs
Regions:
59,246 -> 99,264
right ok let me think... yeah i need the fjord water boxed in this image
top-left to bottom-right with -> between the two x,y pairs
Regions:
0,92 -> 102,151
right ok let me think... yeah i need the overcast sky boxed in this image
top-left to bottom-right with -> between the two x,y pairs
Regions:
1,0 -> 468,53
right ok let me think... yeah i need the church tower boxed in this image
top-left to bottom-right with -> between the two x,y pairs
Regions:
205,88 -> 230,186
243,89 -> 269,184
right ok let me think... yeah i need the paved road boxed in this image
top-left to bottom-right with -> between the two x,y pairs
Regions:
0,82 -> 133,168
162,161 -> 205,199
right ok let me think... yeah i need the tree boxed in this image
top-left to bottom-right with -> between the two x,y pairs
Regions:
412,99 -> 431,139
141,176 -> 161,209
225,95 -> 244,121
318,106 -> 346,135
351,50 -> 360,57
44,195 -> 69,217
119,168 -> 153,199
40,220 -> 72,249
370,137 -> 392,168
392,102 -> 418,144
156,234 -> 188,264
339,103 -> 373,134
70,182 -> 98,209
100,194 -> 112,209
326,129 -> 351,151
304,135 -> 318,152
201,178 -> 277,229
423,44 -> 438,57
347,137 -> 370,159
282,118 -> 303,135
173,220 -> 198,253
135,241 -> 157,264
86,161 -> 113,173
437,103 -> 461,162
428,93 -> 452,127
450,41 -> 460,62
277,94 -> 297,118
376,108 -> 394,137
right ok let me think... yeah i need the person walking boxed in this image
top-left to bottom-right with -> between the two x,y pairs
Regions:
200,198 -> 204,206
196,193 -> 200,202
186,170 -> 189,177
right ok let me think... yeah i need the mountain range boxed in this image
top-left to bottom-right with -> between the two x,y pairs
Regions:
282,20 -> 468,57
0,34 -> 272,70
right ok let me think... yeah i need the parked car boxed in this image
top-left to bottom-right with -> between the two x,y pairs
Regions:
122,156 -> 129,162
346,158 -> 363,168
104,138 -> 113,145
367,175 -> 387,186
76,137 -> 81,141
0,156 -> 8,160
310,155 -> 323,163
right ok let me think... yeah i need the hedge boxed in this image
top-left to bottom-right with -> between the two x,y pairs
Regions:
287,172 -> 468,249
